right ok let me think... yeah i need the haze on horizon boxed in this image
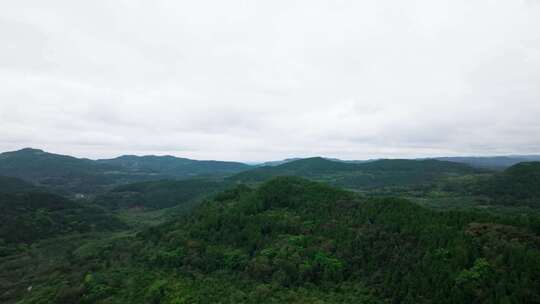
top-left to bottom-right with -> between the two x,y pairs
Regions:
1,1 -> 539,162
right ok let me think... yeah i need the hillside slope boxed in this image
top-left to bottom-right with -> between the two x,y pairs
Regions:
0,176 -> 39,193
0,191 -> 124,244
478,162 -> 540,207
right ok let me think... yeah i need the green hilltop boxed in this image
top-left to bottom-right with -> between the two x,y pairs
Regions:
231,157 -> 481,189
64,177 -> 540,303
476,162 -> 540,207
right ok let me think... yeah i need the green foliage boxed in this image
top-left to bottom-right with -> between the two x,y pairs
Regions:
456,258 -> 492,286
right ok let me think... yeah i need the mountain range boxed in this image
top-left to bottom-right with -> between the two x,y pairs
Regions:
1,147 -> 540,303
2,148 -> 540,195
0,148 -> 249,194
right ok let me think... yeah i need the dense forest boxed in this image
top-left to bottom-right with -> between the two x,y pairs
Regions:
80,177 -> 539,303
1,148 -> 540,303
93,179 -> 232,210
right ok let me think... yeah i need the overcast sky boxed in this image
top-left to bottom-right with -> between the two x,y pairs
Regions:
1,1 -> 539,161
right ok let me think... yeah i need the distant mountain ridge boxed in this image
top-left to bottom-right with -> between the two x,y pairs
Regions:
2,148 -> 539,194
97,154 -> 251,177
435,155 -> 540,170
0,148 -> 112,178
0,148 -> 126,194
230,157 -> 480,189
257,155 -> 540,170
256,158 -> 302,167
256,157 -> 372,167
0,148 -> 252,194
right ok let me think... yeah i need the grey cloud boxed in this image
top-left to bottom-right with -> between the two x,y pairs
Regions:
0,0 -> 539,161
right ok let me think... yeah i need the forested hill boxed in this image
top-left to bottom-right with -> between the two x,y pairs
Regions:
0,148 -> 252,194
0,148 -> 113,180
75,177 -> 540,303
230,157 -> 480,189
478,162 -> 540,207
0,148 -> 145,194
97,154 -> 251,177
0,191 -> 124,245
